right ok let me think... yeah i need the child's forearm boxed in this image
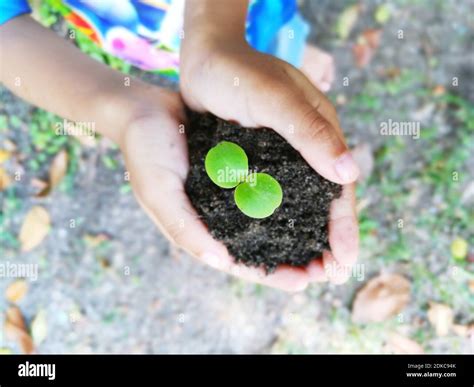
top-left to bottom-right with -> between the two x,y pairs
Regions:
0,15 -> 149,145
181,0 -> 250,89
183,0 -> 248,48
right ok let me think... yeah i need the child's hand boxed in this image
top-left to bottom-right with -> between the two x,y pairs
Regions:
119,87 -> 327,292
180,37 -> 359,285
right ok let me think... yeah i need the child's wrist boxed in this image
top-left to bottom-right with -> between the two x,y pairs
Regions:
180,29 -> 250,88
184,0 -> 248,47
92,81 -> 153,148
94,81 -> 178,149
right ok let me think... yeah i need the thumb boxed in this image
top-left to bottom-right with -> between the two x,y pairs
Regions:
252,84 -> 359,185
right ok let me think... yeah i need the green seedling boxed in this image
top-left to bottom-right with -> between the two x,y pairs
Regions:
205,141 -> 283,219
205,141 -> 248,188
235,173 -> 283,218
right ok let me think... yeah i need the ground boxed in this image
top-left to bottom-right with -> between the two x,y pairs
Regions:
0,0 -> 472,354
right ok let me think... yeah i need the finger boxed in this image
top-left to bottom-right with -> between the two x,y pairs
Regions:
319,82 -> 331,93
300,46 -> 334,92
320,55 -> 335,92
201,253 -> 309,292
285,65 -> 344,141
323,250 -> 351,285
253,80 -> 359,185
328,183 -> 359,266
306,259 -> 328,283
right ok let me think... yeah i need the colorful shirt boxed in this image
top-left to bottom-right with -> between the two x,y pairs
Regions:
0,0 -> 309,76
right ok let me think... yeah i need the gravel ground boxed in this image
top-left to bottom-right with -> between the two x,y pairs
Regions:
0,0 -> 472,354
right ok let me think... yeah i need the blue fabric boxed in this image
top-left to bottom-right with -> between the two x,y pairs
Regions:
247,0 -> 297,53
0,0 -> 31,25
273,13 -> 309,67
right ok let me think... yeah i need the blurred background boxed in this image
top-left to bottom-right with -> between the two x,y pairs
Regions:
0,0 -> 472,354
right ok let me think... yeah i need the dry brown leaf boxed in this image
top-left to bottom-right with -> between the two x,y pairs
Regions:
469,279 -> 474,293
4,322 -> 35,354
4,306 -> 35,354
468,253 -> 474,264
19,206 -> 51,252
84,233 -> 110,248
337,4 -> 360,40
37,149 -> 68,197
432,85 -> 446,96
427,302 -> 453,337
386,332 -> 424,354
383,67 -> 402,79
0,149 -> 11,164
4,322 -> 34,354
49,149 -> 68,188
336,94 -> 347,105
6,306 -> 26,330
352,43 -> 372,68
3,139 -> 17,152
5,280 -> 28,303
0,167 -> 12,190
353,29 -> 382,68
31,309 -> 48,346
352,273 -> 411,323
362,28 -> 382,49
30,178 -> 49,196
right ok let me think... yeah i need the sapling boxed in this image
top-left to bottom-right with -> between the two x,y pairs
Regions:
186,113 -> 342,272
234,173 -> 283,218
205,141 -> 283,218
204,141 -> 248,188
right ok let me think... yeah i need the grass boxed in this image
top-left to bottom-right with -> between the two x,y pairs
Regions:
0,190 -> 22,250
416,94 -> 473,236
355,78 -> 473,259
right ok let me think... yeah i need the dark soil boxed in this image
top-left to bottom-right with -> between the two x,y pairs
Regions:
185,112 -> 342,273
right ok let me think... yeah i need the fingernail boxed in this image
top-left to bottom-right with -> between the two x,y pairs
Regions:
201,251 -> 229,271
201,252 -> 221,268
320,81 -> 331,92
334,152 -> 360,183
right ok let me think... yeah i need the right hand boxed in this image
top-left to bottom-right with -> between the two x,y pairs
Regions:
180,37 -> 360,285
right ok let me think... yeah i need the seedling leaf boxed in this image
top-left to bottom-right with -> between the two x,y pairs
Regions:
234,173 -> 283,219
205,141 -> 248,188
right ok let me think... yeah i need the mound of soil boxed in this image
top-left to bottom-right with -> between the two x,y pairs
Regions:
185,112 -> 342,273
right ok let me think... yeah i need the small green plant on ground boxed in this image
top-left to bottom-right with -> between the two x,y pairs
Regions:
205,141 -> 283,219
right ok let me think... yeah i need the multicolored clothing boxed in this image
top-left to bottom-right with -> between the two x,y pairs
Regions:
0,0 -> 309,77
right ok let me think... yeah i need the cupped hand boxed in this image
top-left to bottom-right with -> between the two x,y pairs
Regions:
180,40 -> 360,285
120,87 -> 320,292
